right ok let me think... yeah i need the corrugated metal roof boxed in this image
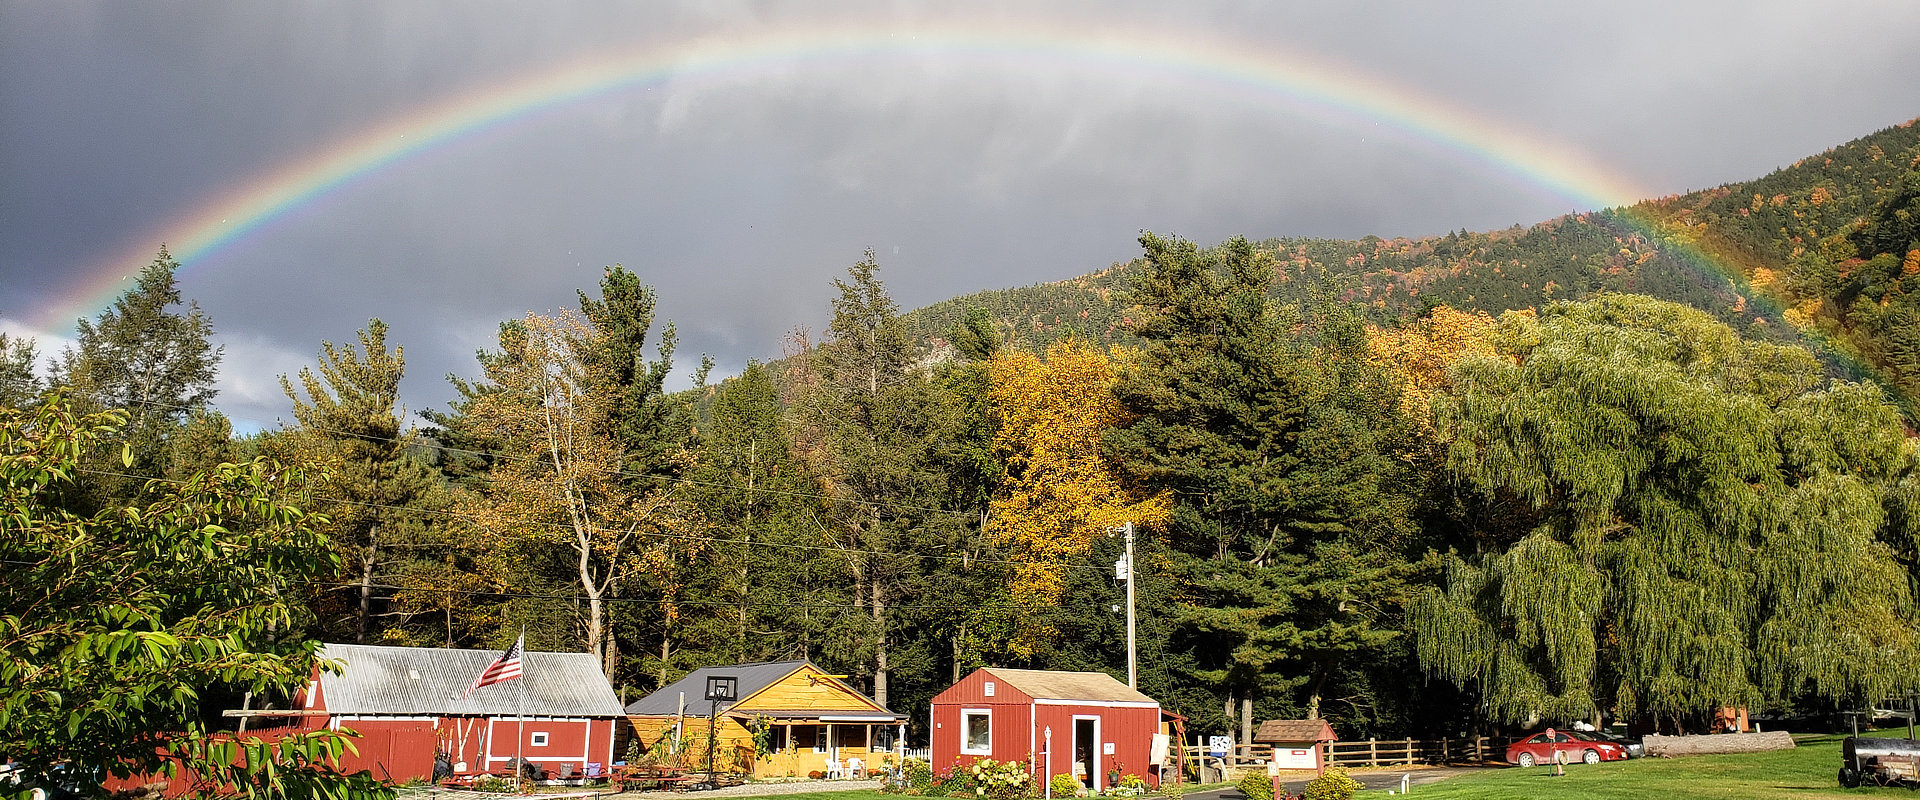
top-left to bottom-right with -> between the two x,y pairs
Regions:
317,643 -> 624,717
978,668 -> 1157,704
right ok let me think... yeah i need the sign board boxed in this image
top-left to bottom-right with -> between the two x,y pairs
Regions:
1103,742 -> 1115,755
1273,748 -> 1318,770
1207,736 -> 1231,756
704,676 -> 738,702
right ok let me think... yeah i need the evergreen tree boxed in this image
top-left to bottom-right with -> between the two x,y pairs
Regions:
794,250 -> 968,705
0,331 -> 42,409
53,247 -> 221,502
1106,233 -> 1415,737
279,320 -> 445,644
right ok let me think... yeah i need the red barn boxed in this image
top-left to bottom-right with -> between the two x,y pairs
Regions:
295,643 -> 626,781
930,668 -> 1162,793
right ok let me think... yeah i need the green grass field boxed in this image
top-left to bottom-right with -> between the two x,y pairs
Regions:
1354,728 -> 1914,799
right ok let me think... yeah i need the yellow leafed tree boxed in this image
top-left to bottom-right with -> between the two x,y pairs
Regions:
986,339 -> 1167,657
1365,305 -> 1501,430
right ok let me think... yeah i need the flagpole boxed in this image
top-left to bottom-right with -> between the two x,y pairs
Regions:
515,630 -> 527,793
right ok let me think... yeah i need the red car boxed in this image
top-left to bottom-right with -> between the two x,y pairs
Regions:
1505,729 -> 1630,766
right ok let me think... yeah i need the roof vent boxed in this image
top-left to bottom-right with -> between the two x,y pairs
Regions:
409,669 -> 421,680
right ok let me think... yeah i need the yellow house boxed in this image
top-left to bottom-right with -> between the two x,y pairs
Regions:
623,660 -> 906,778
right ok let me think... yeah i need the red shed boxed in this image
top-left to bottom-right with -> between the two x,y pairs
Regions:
931,668 -> 1162,793
297,643 -> 625,781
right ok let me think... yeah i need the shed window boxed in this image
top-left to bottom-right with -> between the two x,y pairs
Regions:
530,732 -> 549,747
961,709 -> 992,755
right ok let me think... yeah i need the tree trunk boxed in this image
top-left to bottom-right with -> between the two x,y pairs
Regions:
659,626 -> 673,688
872,579 -> 889,707
1241,697 -> 1253,746
579,531 -> 606,671
357,538 -> 377,643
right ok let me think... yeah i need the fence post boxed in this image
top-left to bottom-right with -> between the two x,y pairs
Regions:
1367,738 -> 1377,767
1405,738 -> 1414,766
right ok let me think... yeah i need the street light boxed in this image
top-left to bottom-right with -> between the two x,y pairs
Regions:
1106,522 -> 1136,690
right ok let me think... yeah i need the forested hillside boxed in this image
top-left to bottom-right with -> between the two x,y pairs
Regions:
908,119 -> 1920,419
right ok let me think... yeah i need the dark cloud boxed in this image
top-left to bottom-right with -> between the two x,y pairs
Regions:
5,1 -> 1919,431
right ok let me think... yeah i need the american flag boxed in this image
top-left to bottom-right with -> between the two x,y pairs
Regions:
460,633 -> 524,699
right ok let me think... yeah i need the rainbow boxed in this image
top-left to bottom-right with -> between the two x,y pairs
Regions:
34,20 -> 1658,333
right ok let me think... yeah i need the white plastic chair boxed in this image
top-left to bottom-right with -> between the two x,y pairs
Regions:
846,757 -> 864,777
825,759 -> 845,779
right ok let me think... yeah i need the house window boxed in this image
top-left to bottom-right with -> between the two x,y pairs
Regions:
530,732 -> 549,747
984,681 -> 995,697
961,710 -> 992,755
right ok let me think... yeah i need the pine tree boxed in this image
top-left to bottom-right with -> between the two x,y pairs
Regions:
1107,233 -> 1415,736
53,247 -> 221,502
0,331 -> 42,409
279,319 -> 445,643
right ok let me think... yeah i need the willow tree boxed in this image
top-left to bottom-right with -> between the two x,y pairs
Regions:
1412,294 -> 1920,729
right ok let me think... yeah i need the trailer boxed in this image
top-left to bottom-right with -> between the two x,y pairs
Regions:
1840,737 -> 1920,788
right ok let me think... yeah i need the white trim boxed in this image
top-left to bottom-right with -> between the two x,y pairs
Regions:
818,715 -> 899,722
333,715 -> 439,723
1074,715 -> 1102,793
304,681 -> 319,708
1033,699 -> 1159,709
531,732 -> 550,747
961,708 -> 993,756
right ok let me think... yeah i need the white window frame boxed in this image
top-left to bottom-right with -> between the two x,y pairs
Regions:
961,708 -> 993,756
530,731 -> 549,747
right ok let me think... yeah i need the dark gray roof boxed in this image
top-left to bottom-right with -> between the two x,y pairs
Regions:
625,660 -> 897,719
625,660 -> 810,716
317,643 -> 624,717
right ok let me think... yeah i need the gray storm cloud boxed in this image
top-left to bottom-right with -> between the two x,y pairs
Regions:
3,0 -> 1918,431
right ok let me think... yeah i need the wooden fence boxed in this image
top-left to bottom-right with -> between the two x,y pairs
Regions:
1180,737 -> 1499,772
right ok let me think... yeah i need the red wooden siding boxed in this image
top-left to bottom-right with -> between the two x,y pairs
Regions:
931,669 -> 1161,792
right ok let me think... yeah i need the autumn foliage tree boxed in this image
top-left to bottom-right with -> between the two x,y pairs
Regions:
987,338 -> 1167,656
456,310 -> 686,672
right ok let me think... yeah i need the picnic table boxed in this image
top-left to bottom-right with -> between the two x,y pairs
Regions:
611,766 -> 694,792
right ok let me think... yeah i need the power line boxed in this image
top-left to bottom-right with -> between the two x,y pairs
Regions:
0,556 -> 1110,617
101,394 -> 980,520
68,465 -> 1129,578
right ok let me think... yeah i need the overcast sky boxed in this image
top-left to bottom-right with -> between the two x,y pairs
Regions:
4,1 -> 1919,432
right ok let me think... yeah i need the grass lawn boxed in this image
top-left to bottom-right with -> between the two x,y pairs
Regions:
1356,728 -> 1914,799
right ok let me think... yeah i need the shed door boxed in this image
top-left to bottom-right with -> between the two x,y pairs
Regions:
1074,716 -> 1101,792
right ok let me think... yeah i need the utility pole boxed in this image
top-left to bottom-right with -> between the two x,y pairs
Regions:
1109,522 -> 1137,689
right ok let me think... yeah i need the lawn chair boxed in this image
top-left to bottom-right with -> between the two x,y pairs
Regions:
847,757 -> 864,777
825,759 -> 846,779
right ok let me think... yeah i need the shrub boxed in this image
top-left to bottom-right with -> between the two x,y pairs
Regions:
1236,772 -> 1274,800
903,758 -> 935,791
809,770 -> 826,780
1160,773 -> 1183,800
1050,774 -> 1082,798
1301,768 -> 1360,800
968,759 -> 1034,800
